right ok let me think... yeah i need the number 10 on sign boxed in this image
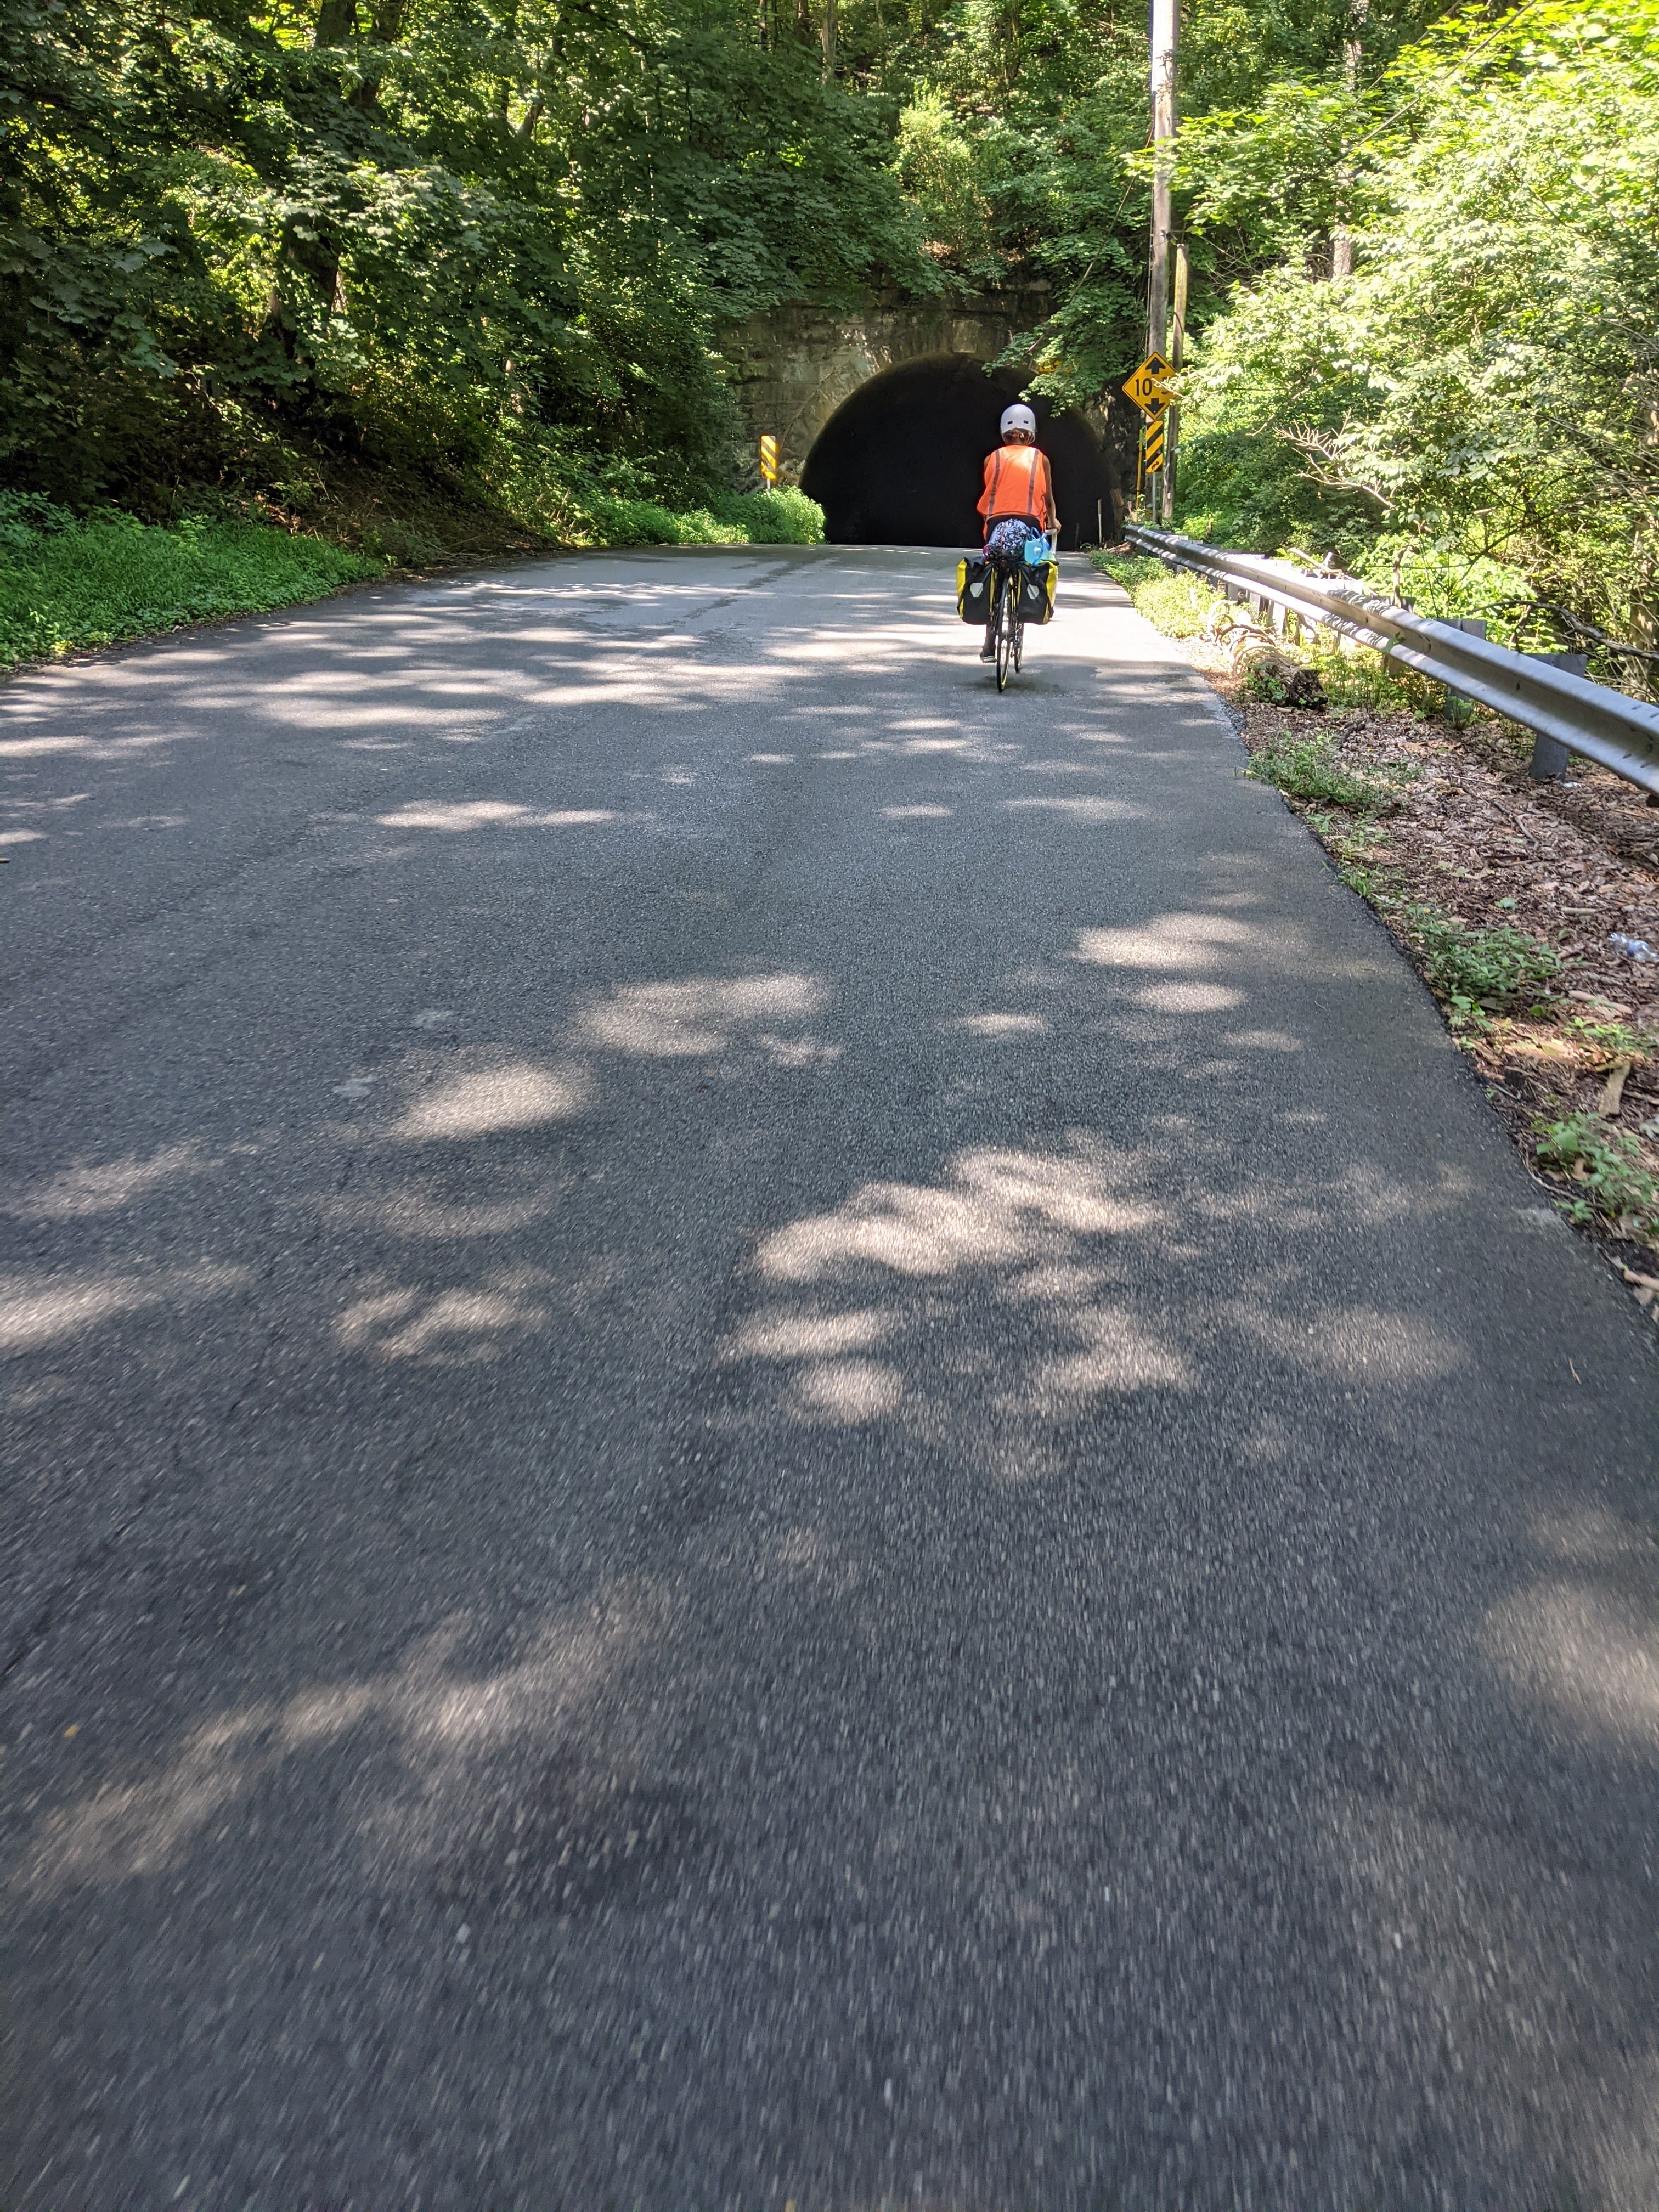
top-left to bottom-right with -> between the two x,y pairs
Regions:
759,435 -> 779,487
1122,353 -> 1174,415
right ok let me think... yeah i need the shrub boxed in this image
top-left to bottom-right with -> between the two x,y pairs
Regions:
713,488 -> 826,545
578,486 -> 824,549
585,497 -> 746,548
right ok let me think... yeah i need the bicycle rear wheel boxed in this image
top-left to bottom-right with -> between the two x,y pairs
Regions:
995,572 -> 1017,691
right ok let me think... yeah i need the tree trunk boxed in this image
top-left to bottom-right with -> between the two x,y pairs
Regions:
1330,0 -> 1368,279
314,0 -> 356,45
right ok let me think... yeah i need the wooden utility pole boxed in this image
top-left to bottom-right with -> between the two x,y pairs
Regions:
1166,240 -> 1188,516
1146,0 -> 1177,520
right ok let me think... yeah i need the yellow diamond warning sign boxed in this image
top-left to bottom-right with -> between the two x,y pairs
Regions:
1122,354 -> 1174,415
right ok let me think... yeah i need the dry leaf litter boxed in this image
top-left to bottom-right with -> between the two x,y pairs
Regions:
1207,659 -> 1659,1316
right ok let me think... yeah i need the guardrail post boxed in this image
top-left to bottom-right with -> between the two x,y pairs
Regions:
1527,651 -> 1588,778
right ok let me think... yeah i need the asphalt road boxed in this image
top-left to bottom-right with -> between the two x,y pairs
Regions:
5,545 -> 1659,2212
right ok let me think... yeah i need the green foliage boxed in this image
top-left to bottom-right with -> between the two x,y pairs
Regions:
580,487 -> 823,547
1533,1113 -> 1659,1237
1245,732 -> 1403,812
1091,551 -> 1225,637
1090,554 -> 1163,590
716,487 -> 826,544
1300,637 -> 1443,715
1177,426 -> 1368,563
0,0 -> 927,518
1090,551 -> 1450,716
358,518 -> 447,565
1564,1015 -> 1657,1064
585,499 -> 746,549
1404,904 -> 1560,1026
0,498 -> 380,664
1351,539 -> 1534,631
0,479 -> 822,664
883,0 -> 1442,410
1175,2 -> 1659,662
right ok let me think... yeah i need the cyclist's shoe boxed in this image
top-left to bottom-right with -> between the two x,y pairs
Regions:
979,640 -> 996,661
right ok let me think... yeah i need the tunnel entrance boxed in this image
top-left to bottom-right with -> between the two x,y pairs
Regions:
799,353 -> 1119,552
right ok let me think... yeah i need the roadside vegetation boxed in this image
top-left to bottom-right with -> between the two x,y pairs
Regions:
1107,560 -> 1659,1289
1165,2 -> 1659,684
5,0 -> 1654,664
0,494 -> 380,664
0,484 -> 827,665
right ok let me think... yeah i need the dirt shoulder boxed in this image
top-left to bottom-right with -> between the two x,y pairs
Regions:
1188,636 -> 1659,1322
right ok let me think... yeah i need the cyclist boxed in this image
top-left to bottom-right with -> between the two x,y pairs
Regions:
977,403 -> 1058,662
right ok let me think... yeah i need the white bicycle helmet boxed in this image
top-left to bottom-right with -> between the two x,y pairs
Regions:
1000,402 -> 1037,440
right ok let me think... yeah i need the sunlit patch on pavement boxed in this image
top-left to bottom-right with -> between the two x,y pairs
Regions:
393,1058 -> 594,1140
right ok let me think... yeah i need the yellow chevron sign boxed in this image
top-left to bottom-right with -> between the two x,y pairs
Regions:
759,434 -> 779,486
1122,353 -> 1174,415
1142,415 -> 1167,474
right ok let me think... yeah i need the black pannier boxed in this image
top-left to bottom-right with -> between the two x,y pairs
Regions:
956,556 -> 992,623
1017,561 -> 1058,624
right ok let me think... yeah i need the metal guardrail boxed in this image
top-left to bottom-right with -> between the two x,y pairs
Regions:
1122,523 -> 1659,799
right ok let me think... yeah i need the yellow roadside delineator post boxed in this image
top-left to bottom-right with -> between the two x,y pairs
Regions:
759,435 -> 779,488
1123,353 -> 1175,520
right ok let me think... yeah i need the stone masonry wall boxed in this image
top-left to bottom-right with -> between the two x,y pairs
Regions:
718,291 -> 1137,536
718,292 -> 1056,486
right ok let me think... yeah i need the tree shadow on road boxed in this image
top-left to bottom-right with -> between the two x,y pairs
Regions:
6,556 -> 1659,2212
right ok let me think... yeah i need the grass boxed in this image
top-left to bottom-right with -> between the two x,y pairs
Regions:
1244,731 -> 1409,814
1402,904 -> 1561,1027
1533,1111 -> 1659,1238
1090,551 -> 1226,639
0,482 -> 825,668
0,498 -> 381,665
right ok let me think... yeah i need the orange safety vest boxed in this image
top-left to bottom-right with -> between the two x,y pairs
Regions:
978,443 -> 1054,533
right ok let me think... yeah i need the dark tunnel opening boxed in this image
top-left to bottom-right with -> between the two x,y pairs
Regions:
799,353 -> 1121,552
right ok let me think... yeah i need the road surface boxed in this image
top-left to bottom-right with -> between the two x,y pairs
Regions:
5,546 -> 1659,2211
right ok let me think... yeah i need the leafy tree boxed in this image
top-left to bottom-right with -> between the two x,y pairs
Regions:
0,0 -> 929,510
1177,1 -> 1659,651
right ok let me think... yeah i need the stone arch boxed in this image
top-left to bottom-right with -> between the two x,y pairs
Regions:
719,296 -> 1053,476
718,295 -> 1133,543
799,353 -> 1121,551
